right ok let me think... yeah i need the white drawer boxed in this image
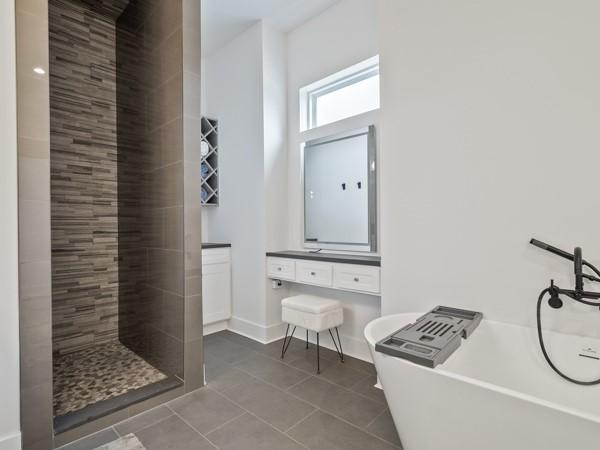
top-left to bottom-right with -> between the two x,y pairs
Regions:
296,261 -> 333,287
267,257 -> 296,281
333,264 -> 380,294
202,247 -> 231,265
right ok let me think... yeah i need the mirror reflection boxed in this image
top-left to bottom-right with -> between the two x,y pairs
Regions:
304,126 -> 377,252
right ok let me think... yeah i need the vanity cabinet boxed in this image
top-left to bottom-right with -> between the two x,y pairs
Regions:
202,247 -> 231,325
267,256 -> 380,295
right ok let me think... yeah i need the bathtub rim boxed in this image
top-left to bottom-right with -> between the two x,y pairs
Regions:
365,313 -> 600,426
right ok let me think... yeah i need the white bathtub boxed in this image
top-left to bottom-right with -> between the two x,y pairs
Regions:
365,313 -> 600,450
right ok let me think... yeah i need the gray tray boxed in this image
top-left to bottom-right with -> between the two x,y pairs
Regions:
375,306 -> 483,368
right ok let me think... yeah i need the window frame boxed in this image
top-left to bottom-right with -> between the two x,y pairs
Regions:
305,61 -> 380,130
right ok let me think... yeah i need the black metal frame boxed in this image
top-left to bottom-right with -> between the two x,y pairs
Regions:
281,326 -> 344,375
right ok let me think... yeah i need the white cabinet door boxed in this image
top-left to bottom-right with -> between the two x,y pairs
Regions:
202,262 -> 231,325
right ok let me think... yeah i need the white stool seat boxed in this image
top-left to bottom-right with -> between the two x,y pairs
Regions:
281,295 -> 341,314
282,294 -> 343,333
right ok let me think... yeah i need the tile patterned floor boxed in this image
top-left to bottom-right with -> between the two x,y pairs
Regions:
54,341 -> 168,417
58,331 -> 402,449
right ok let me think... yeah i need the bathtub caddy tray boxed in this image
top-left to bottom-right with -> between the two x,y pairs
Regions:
375,306 -> 483,368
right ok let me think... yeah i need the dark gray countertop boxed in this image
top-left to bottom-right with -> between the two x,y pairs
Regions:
266,250 -> 381,267
202,243 -> 231,249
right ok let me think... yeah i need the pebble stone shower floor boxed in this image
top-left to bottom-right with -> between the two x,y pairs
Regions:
53,341 -> 168,417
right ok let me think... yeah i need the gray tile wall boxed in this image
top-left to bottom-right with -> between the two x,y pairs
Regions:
182,0 -> 204,391
16,0 -> 54,448
116,0 -> 186,379
49,0 -> 121,355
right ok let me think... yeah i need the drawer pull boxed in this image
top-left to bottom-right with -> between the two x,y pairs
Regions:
310,271 -> 316,276
354,277 -> 360,282
277,267 -> 282,271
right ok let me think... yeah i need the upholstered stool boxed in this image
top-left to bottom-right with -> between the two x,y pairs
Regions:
280,294 -> 344,374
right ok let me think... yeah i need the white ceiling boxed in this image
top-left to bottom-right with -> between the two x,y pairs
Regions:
201,0 -> 341,57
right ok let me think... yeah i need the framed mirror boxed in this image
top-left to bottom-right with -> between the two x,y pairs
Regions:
303,126 -> 377,252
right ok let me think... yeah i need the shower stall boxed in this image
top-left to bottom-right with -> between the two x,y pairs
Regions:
16,0 -> 203,447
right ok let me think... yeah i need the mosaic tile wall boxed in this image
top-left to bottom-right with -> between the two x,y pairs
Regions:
49,0 -> 129,355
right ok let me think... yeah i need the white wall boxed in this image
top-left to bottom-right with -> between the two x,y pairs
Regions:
0,2 -> 22,449
203,24 -> 269,335
203,22 -> 290,341
262,24 -> 291,329
378,1 -> 600,333
286,0 -> 380,359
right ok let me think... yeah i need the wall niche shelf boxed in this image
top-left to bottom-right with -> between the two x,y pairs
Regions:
201,117 -> 219,206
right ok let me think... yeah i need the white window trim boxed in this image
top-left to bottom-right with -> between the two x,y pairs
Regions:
307,64 -> 379,129
299,55 -> 380,132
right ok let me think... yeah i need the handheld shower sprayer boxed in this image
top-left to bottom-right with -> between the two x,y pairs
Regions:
529,238 -> 600,304
529,238 -> 600,385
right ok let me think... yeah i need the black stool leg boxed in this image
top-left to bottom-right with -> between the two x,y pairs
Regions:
316,332 -> 320,374
281,324 -> 296,359
328,328 -> 344,363
336,327 -> 344,362
281,324 -> 290,359
306,330 -> 309,349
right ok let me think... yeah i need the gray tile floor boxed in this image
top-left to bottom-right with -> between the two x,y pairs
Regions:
58,331 -> 402,450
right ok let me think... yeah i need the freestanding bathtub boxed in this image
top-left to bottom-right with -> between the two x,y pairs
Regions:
365,313 -> 600,450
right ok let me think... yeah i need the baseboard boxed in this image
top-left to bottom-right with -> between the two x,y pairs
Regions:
227,316 -> 286,343
203,320 -> 228,336
227,317 -> 372,362
0,432 -> 21,450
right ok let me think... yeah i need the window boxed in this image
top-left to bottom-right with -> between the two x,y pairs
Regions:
301,56 -> 380,130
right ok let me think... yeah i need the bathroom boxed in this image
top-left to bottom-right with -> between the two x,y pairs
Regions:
2,0 -> 600,449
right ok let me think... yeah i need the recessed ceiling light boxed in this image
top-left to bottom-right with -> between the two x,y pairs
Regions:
33,67 -> 46,75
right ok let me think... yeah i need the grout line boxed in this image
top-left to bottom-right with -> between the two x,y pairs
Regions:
244,372 -> 389,445
364,407 -> 388,429
226,364 -> 311,399
286,365 -> 384,406
201,410 -> 246,436
212,339 -> 382,408
221,367 -> 386,440
215,377 -> 315,433
165,405 -> 219,450
260,339 -> 374,378
111,425 -> 121,438
55,426 -> 118,450
283,408 -> 320,434
208,387 -> 309,449
127,412 -> 174,436
206,332 -> 400,447
284,373 -> 313,391
215,367 -> 397,449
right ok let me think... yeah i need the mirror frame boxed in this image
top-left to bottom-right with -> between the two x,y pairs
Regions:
303,125 -> 377,253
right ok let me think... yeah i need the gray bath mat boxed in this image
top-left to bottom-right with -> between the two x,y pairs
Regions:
95,434 -> 146,450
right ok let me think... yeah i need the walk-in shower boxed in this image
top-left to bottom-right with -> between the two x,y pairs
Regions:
14,0 -> 206,438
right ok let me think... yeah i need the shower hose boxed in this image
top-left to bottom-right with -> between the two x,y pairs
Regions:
537,288 -> 600,385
